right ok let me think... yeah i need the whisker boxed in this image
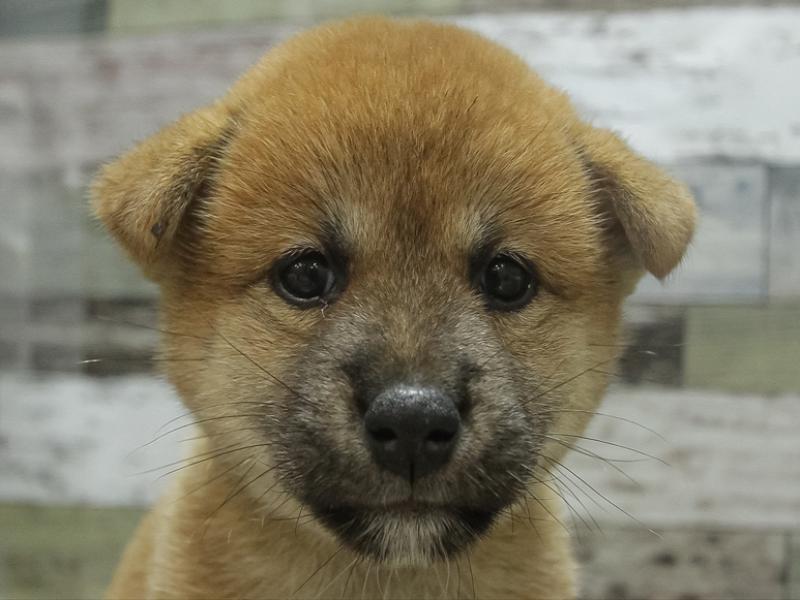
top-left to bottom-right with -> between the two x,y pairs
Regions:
590,367 -> 674,387
588,341 -> 683,350
202,462 -> 280,532
200,461 -> 259,532
361,560 -> 373,600
132,413 -> 266,454
524,357 -> 618,407
294,505 -> 305,536
134,441 -> 246,475
521,486 -> 569,535
144,442 -> 274,479
293,544 -> 345,597
455,553 -> 462,600
536,476 -> 587,535
544,460 -> 608,516
546,433 -> 667,465
153,402 -> 267,435
542,456 -> 661,538
213,324 -> 312,405
535,408 -> 667,442
543,469 -> 601,534
79,356 -> 209,365
92,315 -> 205,340
542,436 -> 646,486
466,551 -> 477,600
177,426 -> 268,444
316,554 -> 360,600
172,456 -> 253,503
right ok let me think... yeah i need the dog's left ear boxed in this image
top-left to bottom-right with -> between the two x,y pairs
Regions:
574,123 -> 697,280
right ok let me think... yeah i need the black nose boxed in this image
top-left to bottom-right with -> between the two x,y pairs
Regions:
364,385 -> 461,481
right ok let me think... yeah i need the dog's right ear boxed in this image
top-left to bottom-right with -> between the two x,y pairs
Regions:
91,105 -> 233,282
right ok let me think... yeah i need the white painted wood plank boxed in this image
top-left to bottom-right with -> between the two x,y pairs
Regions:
458,8 -> 800,164
562,387 -> 800,529
1,8 -> 800,172
0,373 -> 181,506
3,374 -> 799,530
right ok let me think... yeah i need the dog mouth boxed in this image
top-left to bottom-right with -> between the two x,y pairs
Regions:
311,500 -> 499,563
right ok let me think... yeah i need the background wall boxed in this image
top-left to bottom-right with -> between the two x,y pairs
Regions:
1,1 -> 799,598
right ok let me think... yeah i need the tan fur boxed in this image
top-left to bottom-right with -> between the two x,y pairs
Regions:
93,17 -> 695,599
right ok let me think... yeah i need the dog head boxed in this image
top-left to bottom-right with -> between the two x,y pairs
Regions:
92,18 -> 695,565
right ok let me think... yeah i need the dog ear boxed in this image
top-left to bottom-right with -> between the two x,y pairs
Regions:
91,105 -> 232,282
575,123 -> 697,280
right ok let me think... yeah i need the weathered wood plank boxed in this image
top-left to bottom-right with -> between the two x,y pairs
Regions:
632,163 -> 768,304
683,304 -> 800,393
562,387 -> 800,529
576,528 -> 787,600
769,167 -> 800,300
0,374 -> 181,506
2,9 -> 800,169
3,374 -> 799,531
0,504 -> 140,600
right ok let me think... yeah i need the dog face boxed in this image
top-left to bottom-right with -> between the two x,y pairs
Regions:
93,18 -> 695,566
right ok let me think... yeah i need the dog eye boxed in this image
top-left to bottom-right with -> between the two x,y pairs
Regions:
274,251 -> 334,306
481,254 -> 537,310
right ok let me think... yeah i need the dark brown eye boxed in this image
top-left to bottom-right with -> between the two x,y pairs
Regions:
274,251 -> 334,307
481,254 -> 537,310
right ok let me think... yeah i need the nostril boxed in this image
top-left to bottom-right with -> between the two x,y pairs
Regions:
425,429 -> 456,445
363,385 -> 461,479
369,427 -> 397,443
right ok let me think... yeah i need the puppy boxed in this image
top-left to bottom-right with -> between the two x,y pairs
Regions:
92,16 -> 695,599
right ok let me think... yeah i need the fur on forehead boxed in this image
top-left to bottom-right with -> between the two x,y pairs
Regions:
198,19 -> 606,289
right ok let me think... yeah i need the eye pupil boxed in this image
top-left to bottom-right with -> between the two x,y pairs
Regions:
481,255 -> 536,309
276,252 -> 333,304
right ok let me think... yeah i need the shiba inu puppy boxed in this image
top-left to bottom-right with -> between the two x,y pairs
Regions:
93,16 -> 695,599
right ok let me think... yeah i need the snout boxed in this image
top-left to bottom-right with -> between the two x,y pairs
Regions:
363,385 -> 460,481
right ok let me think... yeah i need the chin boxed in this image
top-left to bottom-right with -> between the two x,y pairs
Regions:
312,502 -> 500,566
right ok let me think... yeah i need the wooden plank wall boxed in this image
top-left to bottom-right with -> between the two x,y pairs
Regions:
1,7 -> 798,599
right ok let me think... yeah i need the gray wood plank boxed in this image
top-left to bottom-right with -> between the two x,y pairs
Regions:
632,163 -> 769,304
769,166 -> 800,300
576,528 -> 787,600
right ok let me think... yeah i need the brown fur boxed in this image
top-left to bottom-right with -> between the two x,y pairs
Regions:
93,17 -> 695,599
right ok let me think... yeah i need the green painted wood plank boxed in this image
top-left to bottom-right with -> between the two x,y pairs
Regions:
0,504 -> 143,600
684,305 -> 800,393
